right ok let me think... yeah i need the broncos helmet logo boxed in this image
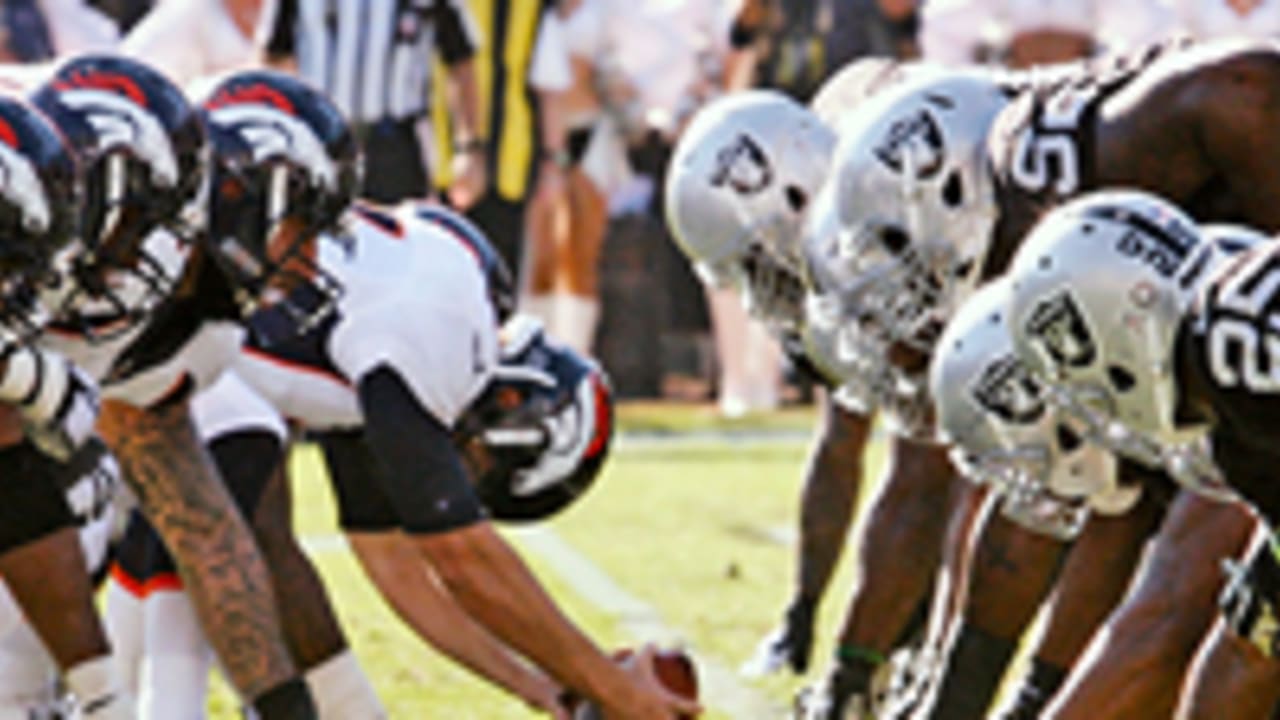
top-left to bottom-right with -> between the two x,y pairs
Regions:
56,88 -> 179,188
207,103 -> 338,190
0,119 -> 50,234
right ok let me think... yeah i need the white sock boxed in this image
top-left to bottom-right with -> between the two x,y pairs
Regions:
0,628 -> 59,720
139,590 -> 212,720
65,656 -> 137,720
102,576 -> 143,699
557,295 -> 600,356
305,650 -> 385,719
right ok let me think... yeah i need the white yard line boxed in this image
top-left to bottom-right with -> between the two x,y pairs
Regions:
617,430 -> 811,449
507,525 -> 787,720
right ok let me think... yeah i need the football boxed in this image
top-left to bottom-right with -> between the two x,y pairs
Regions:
570,647 -> 700,719
649,648 -> 699,705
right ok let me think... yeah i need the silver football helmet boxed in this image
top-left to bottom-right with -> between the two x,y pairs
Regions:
808,68 -> 1007,371
1006,190 -> 1248,500
665,90 -> 835,331
933,279 -> 1137,540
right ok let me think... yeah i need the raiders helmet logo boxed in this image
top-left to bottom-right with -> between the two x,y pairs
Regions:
1025,291 -> 1096,369
971,353 -> 1046,424
874,108 -> 945,180
710,133 -> 772,195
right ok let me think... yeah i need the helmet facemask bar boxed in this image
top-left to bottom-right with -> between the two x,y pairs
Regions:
208,159 -> 345,345
806,237 -> 937,437
1044,381 -> 1232,500
1043,381 -> 1165,470
0,250 -> 54,345
835,219 -> 951,352
697,212 -> 808,333
53,150 -> 193,342
454,318 -> 614,524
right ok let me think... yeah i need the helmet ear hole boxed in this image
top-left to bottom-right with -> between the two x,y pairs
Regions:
880,225 -> 910,256
784,184 -> 808,213
1107,365 -> 1137,393
942,171 -> 964,208
1055,423 -> 1083,452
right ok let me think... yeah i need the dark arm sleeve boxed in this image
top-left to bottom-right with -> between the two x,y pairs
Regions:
435,0 -> 478,65
355,365 -> 486,534
318,428 -> 400,532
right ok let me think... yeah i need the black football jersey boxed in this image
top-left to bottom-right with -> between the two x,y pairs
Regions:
982,42 -> 1179,278
1178,241 -> 1280,522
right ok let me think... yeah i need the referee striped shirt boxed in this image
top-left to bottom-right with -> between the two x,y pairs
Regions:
265,0 -> 480,125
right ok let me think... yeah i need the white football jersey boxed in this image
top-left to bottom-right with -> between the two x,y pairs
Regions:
233,203 -> 499,432
190,369 -> 288,444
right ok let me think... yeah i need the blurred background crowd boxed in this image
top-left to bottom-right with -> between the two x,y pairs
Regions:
6,0 -> 1279,416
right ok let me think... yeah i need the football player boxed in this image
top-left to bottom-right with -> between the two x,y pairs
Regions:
111,312 -> 616,718
27,54 -> 326,719
1005,189 -> 1280,719
186,68 -> 696,720
665,63 -> 970,719
807,38 -> 1280,719
930,247 -> 1253,718
0,93 -> 136,720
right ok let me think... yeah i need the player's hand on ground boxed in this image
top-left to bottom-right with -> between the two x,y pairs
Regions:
522,673 -> 571,720
742,596 -> 816,676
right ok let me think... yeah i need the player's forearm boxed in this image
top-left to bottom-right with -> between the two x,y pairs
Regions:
350,531 -> 555,705
448,59 -> 484,145
796,452 -> 859,598
97,397 -> 297,699
417,522 -> 641,706
796,401 -> 867,598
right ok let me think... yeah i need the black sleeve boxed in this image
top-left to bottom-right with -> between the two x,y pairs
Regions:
435,0 -> 478,65
355,365 -> 486,534
0,440 -> 76,555
318,428 -> 400,532
264,0 -> 299,60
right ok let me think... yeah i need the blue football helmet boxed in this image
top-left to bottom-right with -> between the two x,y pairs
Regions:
200,70 -> 361,344
31,54 -> 207,340
457,315 -> 614,522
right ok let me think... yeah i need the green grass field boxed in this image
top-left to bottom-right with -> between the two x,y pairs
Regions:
205,401 -> 890,719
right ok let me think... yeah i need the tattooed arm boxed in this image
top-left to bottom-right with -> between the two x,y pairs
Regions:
96,396 -> 299,700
